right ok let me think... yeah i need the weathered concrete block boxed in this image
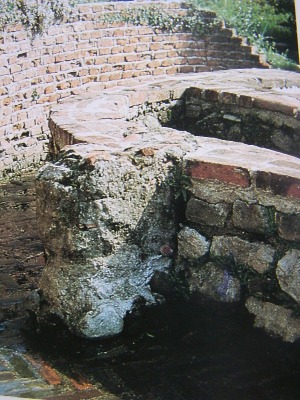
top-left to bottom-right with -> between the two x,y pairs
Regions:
188,262 -> 241,302
246,297 -> 300,342
210,236 -> 276,273
232,200 -> 275,235
186,198 -> 231,228
177,226 -> 210,261
276,212 -> 300,242
36,129 -> 197,339
276,249 -> 300,305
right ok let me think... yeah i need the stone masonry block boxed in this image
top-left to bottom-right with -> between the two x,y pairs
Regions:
177,226 -> 210,261
233,200 -> 275,235
276,212 -> 300,242
186,198 -> 231,228
210,235 -> 276,273
188,261 -> 241,303
277,249 -> 300,305
246,297 -> 300,343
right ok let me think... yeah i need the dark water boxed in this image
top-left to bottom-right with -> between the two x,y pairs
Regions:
23,300 -> 300,400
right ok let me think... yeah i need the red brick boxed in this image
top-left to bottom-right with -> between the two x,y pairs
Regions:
68,371 -> 93,391
108,54 -> 124,64
166,66 -> 178,75
117,38 -> 127,46
136,37 -> 150,47
253,96 -> 295,116
55,54 -> 66,63
25,354 -> 62,385
123,44 -> 136,53
186,160 -> 250,187
135,61 -> 148,70
109,71 -> 122,81
125,54 -> 140,62
129,37 -> 139,44
99,47 -> 111,55
178,66 -> 194,73
0,66 -> 9,76
138,27 -> 154,35
147,60 -> 161,68
122,70 -> 133,79
152,67 -> 166,76
219,91 -> 239,105
57,82 -> 71,90
44,85 -> 56,94
167,50 -> 179,58
153,51 -> 168,60
112,29 -> 125,37
136,43 -> 149,52
256,171 -> 300,199
161,59 -> 174,67
187,57 -> 205,66
149,42 -> 161,51
88,67 -> 101,75
101,64 -> 112,73
99,38 -> 114,47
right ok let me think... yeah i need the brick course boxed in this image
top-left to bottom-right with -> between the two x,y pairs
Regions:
0,1 -> 266,178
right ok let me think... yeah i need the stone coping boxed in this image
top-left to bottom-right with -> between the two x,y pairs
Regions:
49,68 -> 300,206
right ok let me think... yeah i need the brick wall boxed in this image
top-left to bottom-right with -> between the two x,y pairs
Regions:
0,1 -> 266,179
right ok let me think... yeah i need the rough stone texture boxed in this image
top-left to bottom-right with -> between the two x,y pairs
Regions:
276,212 -> 300,242
36,129 -> 197,338
188,262 -> 241,302
177,226 -> 210,261
276,249 -> 300,305
246,297 -> 300,342
210,236 -> 276,273
186,198 -> 231,228
232,200 -> 275,235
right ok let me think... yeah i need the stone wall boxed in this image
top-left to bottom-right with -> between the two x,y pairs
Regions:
0,1 -> 266,179
37,69 -> 300,342
182,147 -> 300,342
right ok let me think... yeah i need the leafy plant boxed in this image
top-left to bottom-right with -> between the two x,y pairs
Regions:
0,0 -> 76,36
168,166 -> 191,202
102,3 -> 221,38
0,1 -> 20,30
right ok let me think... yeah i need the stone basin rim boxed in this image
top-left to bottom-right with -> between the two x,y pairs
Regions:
50,68 -> 300,190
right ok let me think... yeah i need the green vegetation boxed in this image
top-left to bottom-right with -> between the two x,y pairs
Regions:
195,0 -> 298,70
101,3 -> 221,37
0,0 -> 76,36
